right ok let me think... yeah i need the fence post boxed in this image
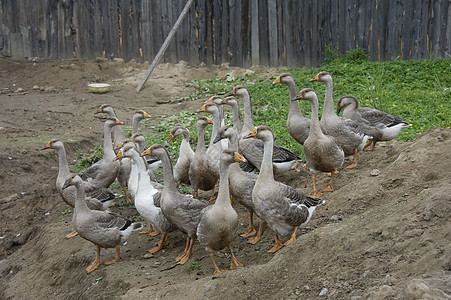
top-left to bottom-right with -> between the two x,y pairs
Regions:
136,0 -> 195,92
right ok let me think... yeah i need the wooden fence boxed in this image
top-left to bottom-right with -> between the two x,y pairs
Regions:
0,0 -> 449,67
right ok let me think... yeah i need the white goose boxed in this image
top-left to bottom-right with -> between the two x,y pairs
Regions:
115,144 -> 175,253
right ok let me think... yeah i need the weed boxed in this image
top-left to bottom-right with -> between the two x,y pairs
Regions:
185,261 -> 201,274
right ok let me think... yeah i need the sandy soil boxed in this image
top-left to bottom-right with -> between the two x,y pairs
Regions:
0,57 -> 450,300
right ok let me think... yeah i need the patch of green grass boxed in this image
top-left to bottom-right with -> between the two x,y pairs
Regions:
185,261 -> 201,274
70,143 -> 104,174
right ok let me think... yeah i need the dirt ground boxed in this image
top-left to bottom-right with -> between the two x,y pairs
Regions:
0,57 -> 450,300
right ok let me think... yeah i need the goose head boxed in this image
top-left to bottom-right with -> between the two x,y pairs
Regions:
272,73 -> 294,86
133,110 -> 151,122
337,95 -> 359,114
225,85 -> 248,98
141,144 -> 168,161
309,71 -> 332,83
95,104 -> 116,116
205,95 -> 223,106
62,173 -> 83,190
114,142 -> 138,161
222,96 -> 239,107
293,88 -> 318,103
213,125 -> 233,144
105,117 -> 124,128
244,126 -> 273,142
131,133 -> 146,146
197,102 -> 218,115
220,148 -> 246,165
41,138 -> 63,150
168,127 -> 189,142
196,116 -> 213,128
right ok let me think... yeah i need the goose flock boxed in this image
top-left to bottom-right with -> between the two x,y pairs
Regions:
43,71 -> 411,275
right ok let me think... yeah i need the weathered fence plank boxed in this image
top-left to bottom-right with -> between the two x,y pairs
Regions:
0,0 -> 449,66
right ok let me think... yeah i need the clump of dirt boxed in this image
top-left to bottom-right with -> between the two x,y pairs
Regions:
0,57 -> 449,300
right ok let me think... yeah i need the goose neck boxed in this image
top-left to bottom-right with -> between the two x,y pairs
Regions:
260,137 -> 274,177
56,145 -> 70,184
287,80 -> 303,117
322,79 -> 336,117
103,124 -> 115,159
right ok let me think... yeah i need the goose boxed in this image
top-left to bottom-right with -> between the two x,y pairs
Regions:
115,145 -> 175,253
244,126 -> 326,253
61,173 -> 142,273
337,95 -> 412,151
95,104 -> 126,148
310,72 -> 370,169
213,125 -> 264,244
131,133 -> 160,181
80,117 -> 122,188
203,96 -> 229,150
197,102 -> 226,175
293,89 -> 344,198
42,139 -> 117,238
115,110 -> 152,201
226,85 -> 301,174
197,148 -> 245,274
188,116 -> 218,201
167,126 -> 195,186
141,144 -> 209,265
272,73 -> 310,145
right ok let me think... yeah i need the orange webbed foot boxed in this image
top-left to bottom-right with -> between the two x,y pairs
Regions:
85,260 -> 101,273
247,235 -> 261,245
65,230 -> 78,239
240,227 -> 256,238
320,184 -> 334,192
213,268 -> 227,275
148,234 -> 170,254
230,258 -> 244,270
267,243 -> 284,253
309,191 -> 323,198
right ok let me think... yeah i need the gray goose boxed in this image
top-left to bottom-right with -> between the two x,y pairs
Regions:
272,73 -> 311,145
213,125 -> 264,244
42,139 -> 117,238
337,95 -> 412,151
197,148 -> 245,274
62,173 -> 142,273
188,116 -> 218,201
167,126 -> 195,186
226,85 -> 301,174
244,126 -> 325,253
95,104 -> 126,148
142,144 -> 209,265
81,117 -> 122,188
294,89 -> 344,198
310,72 -> 370,169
